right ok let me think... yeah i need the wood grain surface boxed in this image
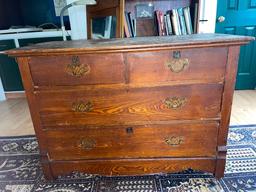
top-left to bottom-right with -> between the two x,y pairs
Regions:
127,47 -> 227,83
48,158 -> 216,178
37,84 -> 223,127
46,122 -> 219,160
6,34 -> 254,56
29,54 -> 125,86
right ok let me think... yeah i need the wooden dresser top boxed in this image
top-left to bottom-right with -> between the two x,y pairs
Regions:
6,33 -> 254,56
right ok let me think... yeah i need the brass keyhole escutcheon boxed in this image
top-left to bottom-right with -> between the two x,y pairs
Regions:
165,51 -> 189,73
66,56 -> 90,77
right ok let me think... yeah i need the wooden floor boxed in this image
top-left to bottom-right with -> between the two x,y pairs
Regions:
0,90 -> 256,136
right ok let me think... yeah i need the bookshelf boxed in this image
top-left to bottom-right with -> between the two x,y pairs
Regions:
87,0 -> 201,39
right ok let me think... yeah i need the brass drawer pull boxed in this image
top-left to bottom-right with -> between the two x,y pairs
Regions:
165,51 -> 189,73
66,56 -> 90,77
79,138 -> 96,151
164,97 -> 187,109
72,101 -> 93,112
165,136 -> 184,147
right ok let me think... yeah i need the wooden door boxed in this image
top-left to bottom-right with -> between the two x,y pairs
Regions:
216,0 -> 256,90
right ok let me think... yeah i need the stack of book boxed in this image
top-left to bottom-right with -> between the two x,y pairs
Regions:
155,6 -> 194,36
124,12 -> 136,38
124,6 -> 196,38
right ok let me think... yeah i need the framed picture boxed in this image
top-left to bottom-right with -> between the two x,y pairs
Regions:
135,3 -> 154,18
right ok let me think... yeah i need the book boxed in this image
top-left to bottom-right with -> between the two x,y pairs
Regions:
183,7 -> 193,35
155,11 -> 161,35
133,19 -> 136,37
128,12 -> 135,37
159,11 -> 166,36
154,11 -> 159,35
155,11 -> 166,36
193,3 -> 199,33
166,12 -> 173,35
177,8 -> 187,35
164,14 -> 168,35
124,15 -> 130,38
136,18 -> 156,36
171,9 -> 181,35
104,16 -> 112,38
125,12 -> 132,37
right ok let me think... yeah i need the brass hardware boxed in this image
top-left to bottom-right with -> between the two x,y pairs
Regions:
126,127 -> 133,134
79,138 -> 96,151
173,51 -> 181,59
165,136 -> 184,147
72,101 -> 93,112
164,97 -> 187,109
217,16 -> 225,23
165,51 -> 189,73
66,56 -> 90,77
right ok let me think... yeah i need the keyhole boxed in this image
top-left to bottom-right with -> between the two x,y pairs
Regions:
173,51 -> 181,59
126,127 -> 133,134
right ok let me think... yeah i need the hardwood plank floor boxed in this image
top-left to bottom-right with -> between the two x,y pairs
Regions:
0,98 -> 34,136
0,90 -> 255,136
230,90 -> 256,126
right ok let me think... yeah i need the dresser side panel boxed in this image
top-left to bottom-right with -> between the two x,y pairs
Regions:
16,57 -> 53,179
216,46 -> 240,178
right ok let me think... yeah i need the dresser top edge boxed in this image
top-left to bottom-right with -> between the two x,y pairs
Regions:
5,33 -> 254,57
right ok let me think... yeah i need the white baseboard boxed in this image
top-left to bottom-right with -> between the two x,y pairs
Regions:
5,91 -> 26,99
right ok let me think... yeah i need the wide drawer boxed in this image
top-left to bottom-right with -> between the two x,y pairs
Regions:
29,54 -> 125,86
38,84 -> 223,127
45,122 -> 218,160
127,47 -> 227,84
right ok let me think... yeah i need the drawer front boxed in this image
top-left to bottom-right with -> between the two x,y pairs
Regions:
127,47 -> 227,84
29,54 -> 125,86
38,84 -> 223,127
46,122 -> 218,160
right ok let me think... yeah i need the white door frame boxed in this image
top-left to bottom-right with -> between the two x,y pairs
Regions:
0,78 -> 6,101
198,0 -> 218,33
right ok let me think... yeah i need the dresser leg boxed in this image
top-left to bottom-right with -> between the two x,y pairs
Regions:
215,145 -> 228,179
215,158 -> 226,179
41,156 -> 55,180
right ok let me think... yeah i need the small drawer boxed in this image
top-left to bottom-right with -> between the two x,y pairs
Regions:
127,47 -> 227,84
37,84 -> 223,127
45,122 -> 219,160
29,54 -> 125,86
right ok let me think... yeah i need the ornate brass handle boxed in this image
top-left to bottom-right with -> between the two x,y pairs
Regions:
164,97 -> 187,109
72,101 -> 93,112
165,51 -> 189,73
79,138 -> 96,151
165,136 -> 184,147
66,56 -> 90,77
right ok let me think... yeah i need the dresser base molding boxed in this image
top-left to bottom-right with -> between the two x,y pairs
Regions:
42,158 -> 217,180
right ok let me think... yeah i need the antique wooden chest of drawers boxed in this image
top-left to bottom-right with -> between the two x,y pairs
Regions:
6,34 -> 253,179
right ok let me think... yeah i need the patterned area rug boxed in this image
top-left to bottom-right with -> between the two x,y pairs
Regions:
221,125 -> 256,192
0,125 -> 255,192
